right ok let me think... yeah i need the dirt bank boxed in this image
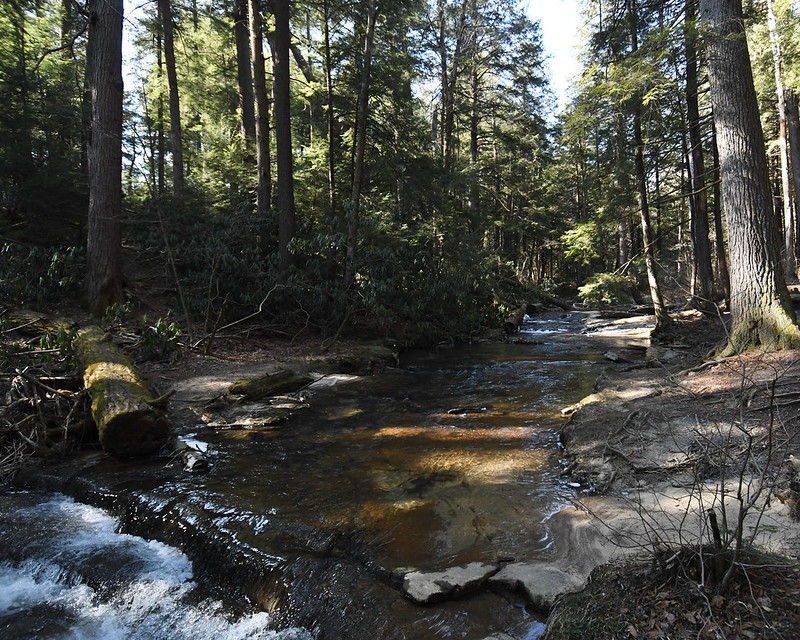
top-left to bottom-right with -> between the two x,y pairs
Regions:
548,310 -> 800,639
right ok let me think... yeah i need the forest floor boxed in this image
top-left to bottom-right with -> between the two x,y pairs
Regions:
546,310 -> 800,639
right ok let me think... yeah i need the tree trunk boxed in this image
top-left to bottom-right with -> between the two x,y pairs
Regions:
271,0 -> 296,272
711,121 -> 731,303
74,326 -> 171,457
323,0 -> 337,216
700,0 -> 799,353
155,16 -> 166,195
249,0 -> 271,220
618,217 -> 631,268
344,0 -> 378,290
158,0 -> 185,203
685,0 -> 714,311
86,0 -> 124,316
438,0 -> 468,170
767,0 -> 795,280
628,0 -> 671,331
786,89 -> 800,257
469,58 -> 480,229
234,0 -> 256,147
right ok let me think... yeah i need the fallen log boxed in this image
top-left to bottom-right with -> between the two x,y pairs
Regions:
528,286 -> 574,311
73,326 -> 170,458
504,306 -> 526,334
228,368 -> 314,401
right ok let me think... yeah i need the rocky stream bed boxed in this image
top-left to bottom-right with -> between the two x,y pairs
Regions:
5,310 -> 800,639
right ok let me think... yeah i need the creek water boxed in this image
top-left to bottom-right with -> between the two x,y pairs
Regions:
1,312 -> 606,640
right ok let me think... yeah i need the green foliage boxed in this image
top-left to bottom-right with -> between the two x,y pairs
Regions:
101,302 -> 133,330
38,325 -> 78,369
562,222 -> 603,267
137,315 -> 183,361
578,272 -> 637,305
0,243 -> 84,308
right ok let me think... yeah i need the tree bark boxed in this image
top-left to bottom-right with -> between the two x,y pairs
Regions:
86,0 -> 124,316
74,326 -> 171,457
766,0 -> 795,279
685,0 -> 714,311
786,89 -> 800,257
323,0 -> 337,216
249,0 -> 271,220
711,121 -> 731,302
234,0 -> 256,147
271,0 -> 296,272
345,0 -> 378,290
158,0 -> 185,203
155,15 -> 166,195
700,0 -> 799,353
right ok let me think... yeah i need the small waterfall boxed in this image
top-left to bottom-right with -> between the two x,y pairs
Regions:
0,492 -> 312,640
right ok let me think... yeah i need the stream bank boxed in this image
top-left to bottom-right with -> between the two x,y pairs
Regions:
546,311 -> 800,639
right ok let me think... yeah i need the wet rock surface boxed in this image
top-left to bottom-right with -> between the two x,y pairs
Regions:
402,562 -> 500,604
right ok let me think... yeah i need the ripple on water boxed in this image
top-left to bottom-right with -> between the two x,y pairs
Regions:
0,493 -> 313,640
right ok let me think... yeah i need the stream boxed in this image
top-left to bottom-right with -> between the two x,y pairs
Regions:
1,312 -> 609,640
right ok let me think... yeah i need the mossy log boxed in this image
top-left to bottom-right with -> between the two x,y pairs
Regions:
228,368 -> 314,401
74,326 -> 170,458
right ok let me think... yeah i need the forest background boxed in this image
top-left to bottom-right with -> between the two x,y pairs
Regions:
3,0 -> 800,352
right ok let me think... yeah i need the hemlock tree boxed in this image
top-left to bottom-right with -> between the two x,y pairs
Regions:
158,0 -> 184,203
700,0 -> 800,353
685,0 -> 715,312
86,0 -> 124,315
271,0 -> 296,272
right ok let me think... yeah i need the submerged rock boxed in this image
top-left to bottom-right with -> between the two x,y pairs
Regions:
402,562 -> 500,604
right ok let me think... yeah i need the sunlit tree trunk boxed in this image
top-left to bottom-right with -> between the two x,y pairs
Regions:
271,0 -> 296,271
86,0 -> 124,315
710,121 -> 731,303
786,89 -> 800,257
700,0 -> 799,353
249,0 -> 271,220
767,0 -> 795,279
158,0 -> 184,203
345,0 -> 378,290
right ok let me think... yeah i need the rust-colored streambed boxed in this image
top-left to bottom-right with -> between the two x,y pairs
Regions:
2,313 -> 607,640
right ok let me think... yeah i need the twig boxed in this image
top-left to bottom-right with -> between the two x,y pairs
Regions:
191,285 -> 280,350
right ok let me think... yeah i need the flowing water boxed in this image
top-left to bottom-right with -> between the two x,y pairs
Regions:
1,312 -> 608,640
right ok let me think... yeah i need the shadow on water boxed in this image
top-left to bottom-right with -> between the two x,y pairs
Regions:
2,312 -> 607,640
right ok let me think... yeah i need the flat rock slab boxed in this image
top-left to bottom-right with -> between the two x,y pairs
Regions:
489,563 -> 585,612
307,373 -> 361,389
402,562 -> 499,604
